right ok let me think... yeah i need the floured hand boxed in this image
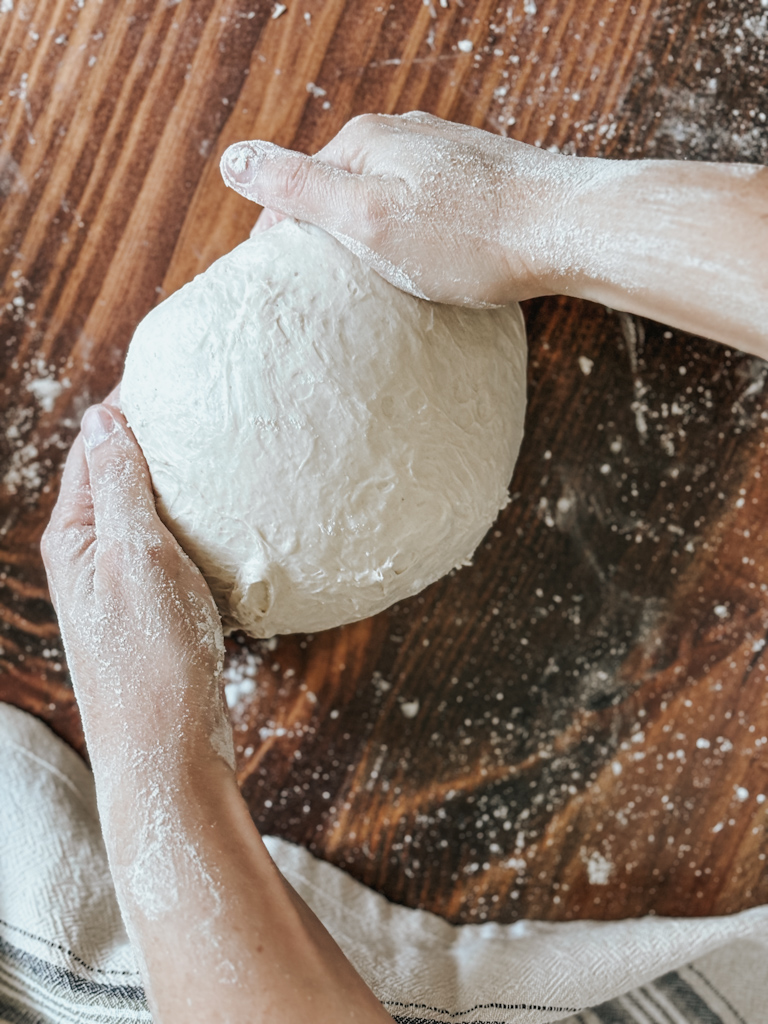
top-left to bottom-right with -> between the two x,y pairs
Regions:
220,111 -> 594,307
41,402 -> 233,782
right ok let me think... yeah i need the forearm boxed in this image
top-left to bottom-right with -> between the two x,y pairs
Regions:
94,756 -> 392,1024
552,159 -> 768,355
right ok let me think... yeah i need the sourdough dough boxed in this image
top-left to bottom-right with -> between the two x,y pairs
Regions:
121,221 -> 527,637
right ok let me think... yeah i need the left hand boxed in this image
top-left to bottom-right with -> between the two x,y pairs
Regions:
41,402 -> 233,784
222,111 -> 586,307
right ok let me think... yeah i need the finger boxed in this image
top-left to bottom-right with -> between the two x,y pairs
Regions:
44,383 -> 121,548
42,434 -> 94,569
48,385 -> 120,528
250,207 -> 286,238
80,404 -> 159,544
219,140 -> 383,238
52,433 -> 92,526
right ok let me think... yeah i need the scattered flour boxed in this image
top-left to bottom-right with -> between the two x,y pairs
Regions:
584,850 -> 614,886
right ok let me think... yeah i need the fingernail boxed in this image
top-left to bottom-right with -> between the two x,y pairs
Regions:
81,405 -> 115,448
220,141 -> 270,191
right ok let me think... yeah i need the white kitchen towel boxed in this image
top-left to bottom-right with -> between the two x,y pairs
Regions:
0,700 -> 765,1024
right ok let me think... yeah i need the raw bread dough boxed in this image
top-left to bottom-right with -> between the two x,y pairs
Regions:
121,221 -> 527,638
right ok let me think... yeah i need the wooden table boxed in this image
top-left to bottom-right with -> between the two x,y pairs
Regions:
1,0 -> 767,925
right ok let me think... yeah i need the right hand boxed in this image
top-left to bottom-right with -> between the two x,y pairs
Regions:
41,402 -> 232,782
219,111 -> 600,307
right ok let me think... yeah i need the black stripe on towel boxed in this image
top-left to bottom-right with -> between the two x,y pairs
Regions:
386,1000 -> 581,1023
585,971 -> 728,1024
654,970 -> 727,1023
0,918 -> 137,979
590,1002 -> 638,1023
0,935 -> 149,1024
0,997 -> 50,1024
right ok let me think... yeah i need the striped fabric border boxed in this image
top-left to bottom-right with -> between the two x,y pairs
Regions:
385,1001 -> 582,1023
0,936 -> 150,1024
567,965 -> 747,1024
385,966 -> 745,1024
0,929 -> 745,1024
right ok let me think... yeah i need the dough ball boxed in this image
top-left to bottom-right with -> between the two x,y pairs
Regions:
121,221 -> 527,638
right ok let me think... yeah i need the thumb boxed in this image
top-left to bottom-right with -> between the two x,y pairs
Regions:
80,404 -> 159,543
220,140 -> 375,238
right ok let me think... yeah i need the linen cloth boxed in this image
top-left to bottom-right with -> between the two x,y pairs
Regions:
0,701 -> 765,1024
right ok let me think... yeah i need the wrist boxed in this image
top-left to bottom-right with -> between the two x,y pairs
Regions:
494,149 -> 611,301
75,667 -> 235,785
529,155 -> 643,300
96,755 -> 243,917
94,746 -> 237,843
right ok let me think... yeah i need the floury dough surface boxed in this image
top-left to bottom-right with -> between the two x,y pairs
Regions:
121,221 -> 527,637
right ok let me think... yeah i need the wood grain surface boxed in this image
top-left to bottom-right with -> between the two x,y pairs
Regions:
1,0 -> 767,925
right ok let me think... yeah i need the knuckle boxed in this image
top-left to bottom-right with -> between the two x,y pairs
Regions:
344,112 -> 384,138
277,157 -> 314,204
41,520 -> 85,569
358,185 -> 393,246
400,110 -> 435,125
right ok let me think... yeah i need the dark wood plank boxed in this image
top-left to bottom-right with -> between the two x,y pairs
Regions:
1,0 -> 766,925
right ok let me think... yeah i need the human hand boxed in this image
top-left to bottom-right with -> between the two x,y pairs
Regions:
41,405 -> 396,1024
220,111 -> 599,307
41,403 -> 233,786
